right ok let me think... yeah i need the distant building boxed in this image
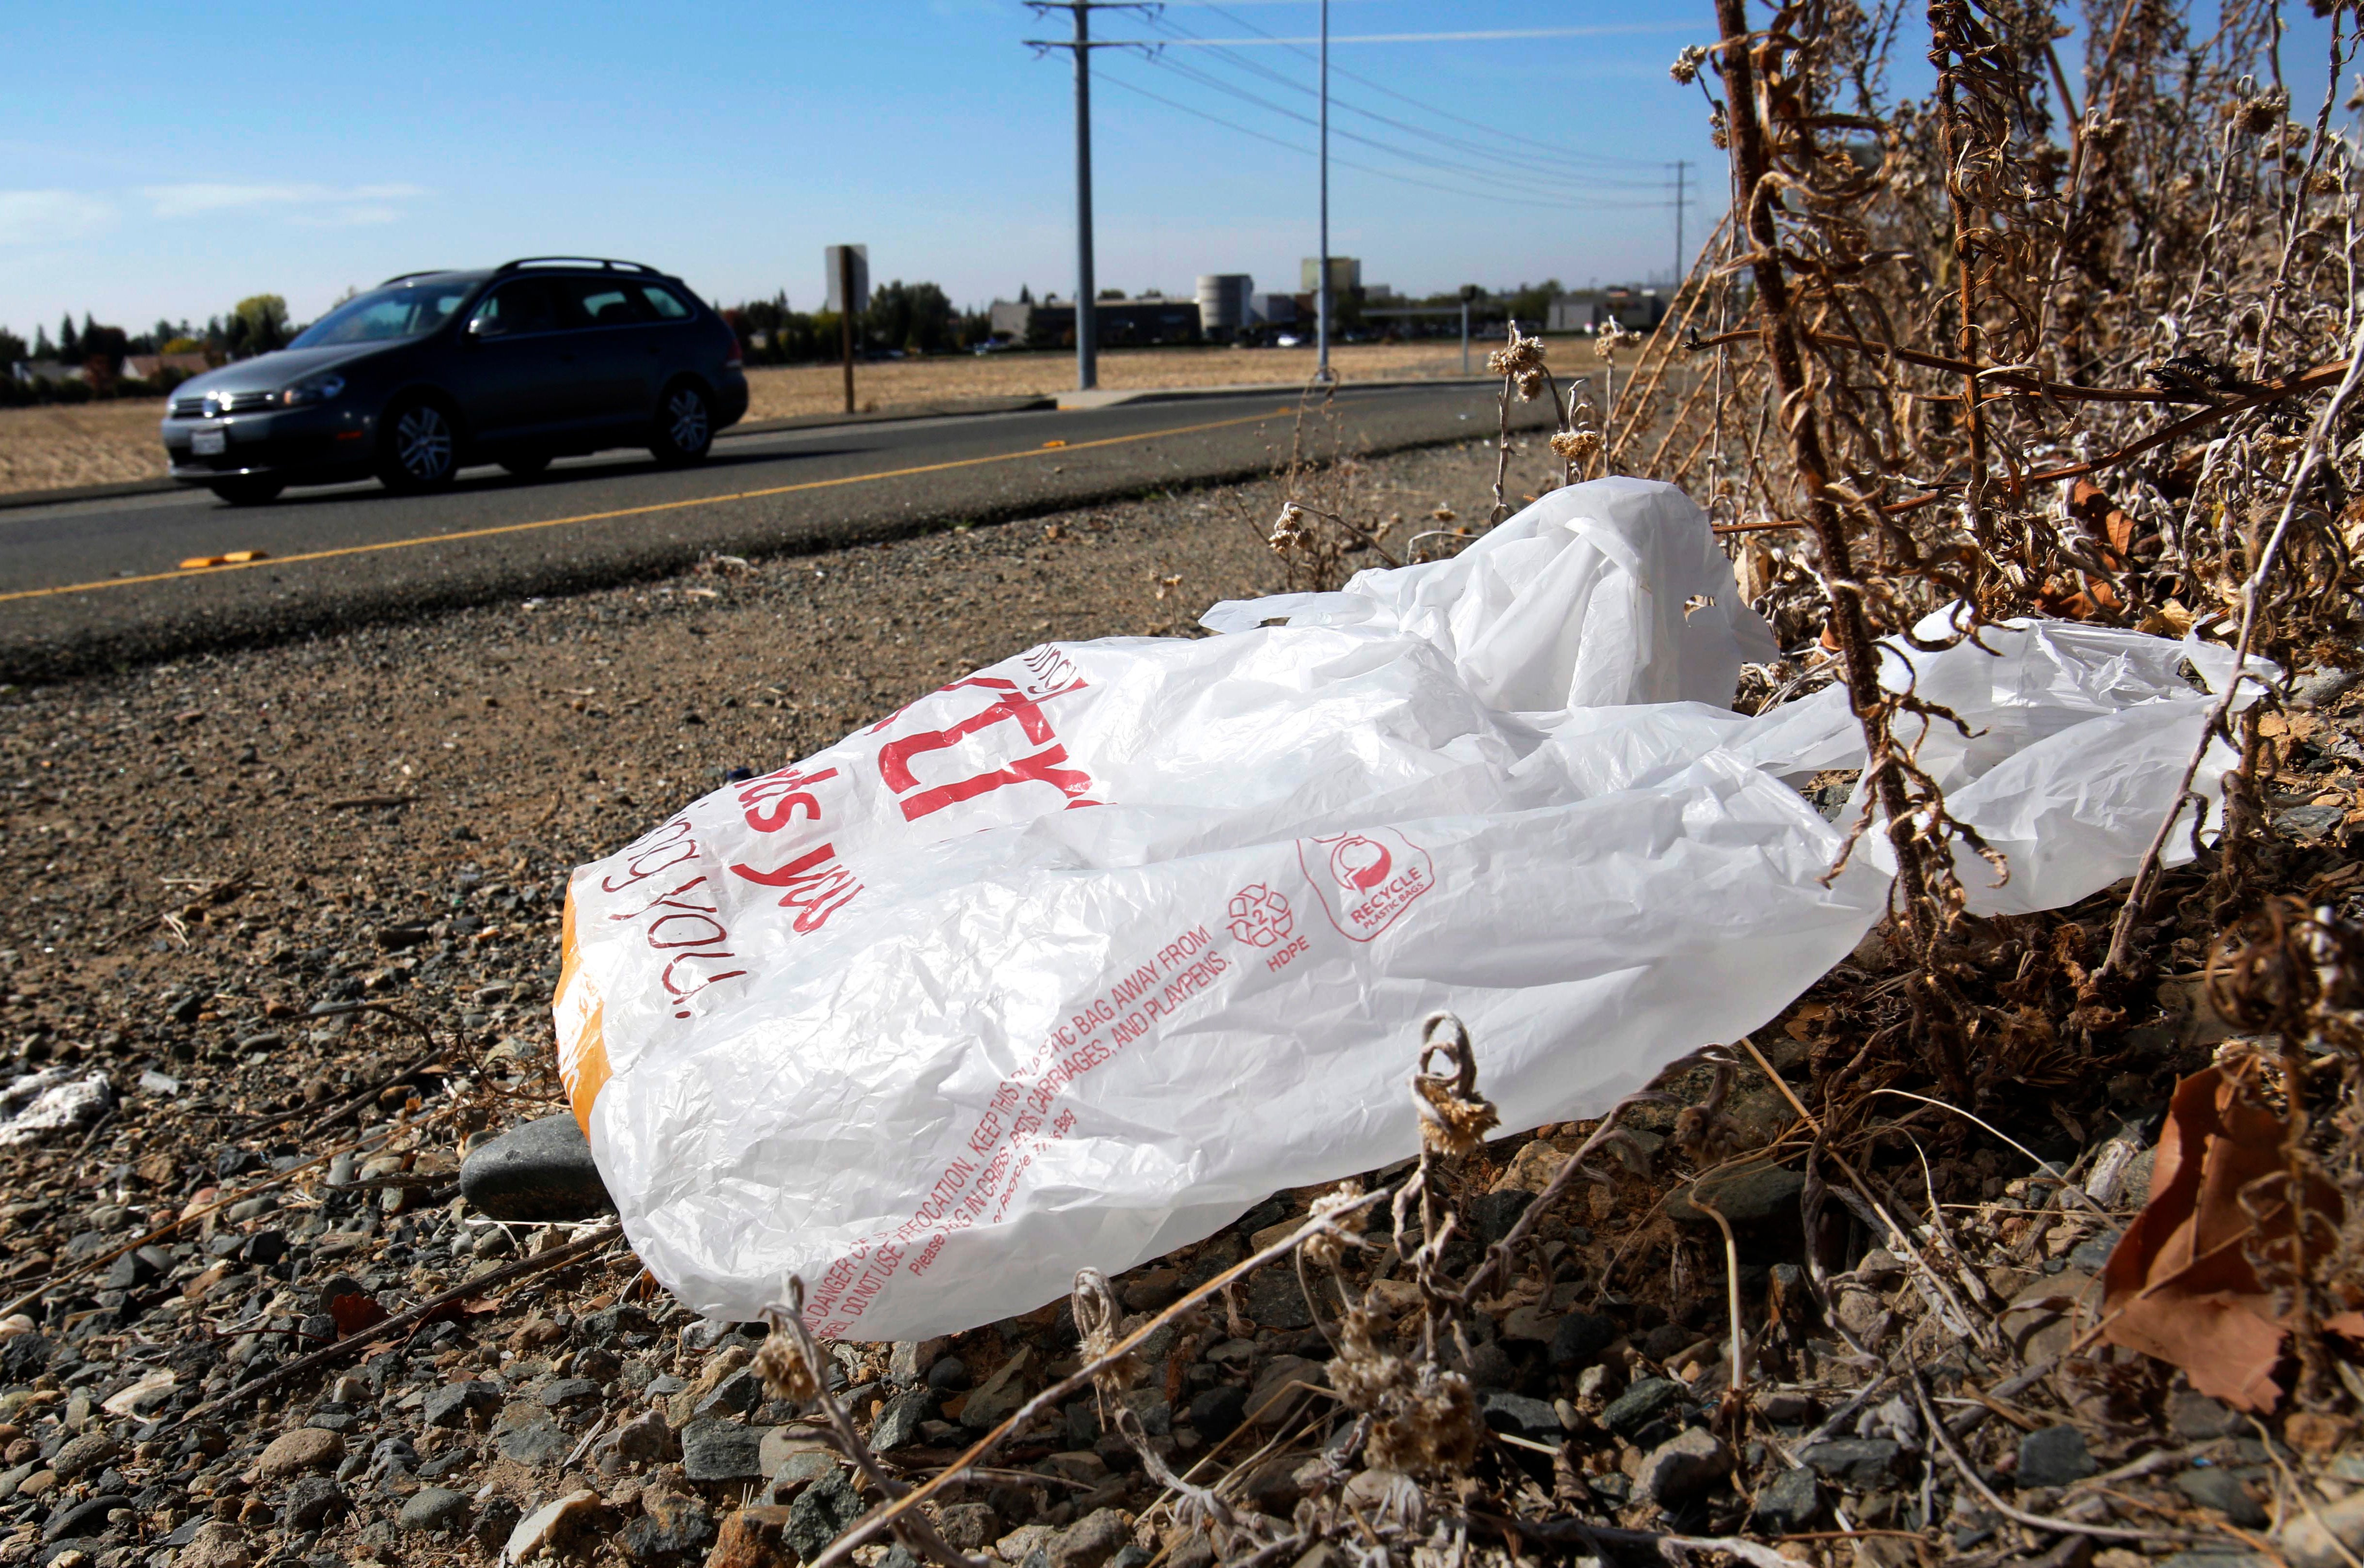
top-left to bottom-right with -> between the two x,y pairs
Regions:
1248,293 -> 1297,326
1549,287 -> 1670,333
12,361 -> 85,386
987,295 -> 1203,349
121,352 -> 211,382
1301,256 -> 1361,294
1196,274 -> 1254,341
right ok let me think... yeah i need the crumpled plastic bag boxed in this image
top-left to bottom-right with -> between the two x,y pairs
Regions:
555,478 -> 2254,1338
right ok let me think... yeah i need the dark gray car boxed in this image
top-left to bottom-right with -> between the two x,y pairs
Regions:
159,257 -> 749,504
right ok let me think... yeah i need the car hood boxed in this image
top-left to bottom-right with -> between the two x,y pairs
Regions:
178,344 -> 387,395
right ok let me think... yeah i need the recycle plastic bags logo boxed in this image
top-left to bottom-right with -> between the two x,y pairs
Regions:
1226,883 -> 1294,948
1299,827 -> 1437,941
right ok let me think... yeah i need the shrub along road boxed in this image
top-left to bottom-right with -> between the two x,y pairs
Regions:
0,383 -> 1550,683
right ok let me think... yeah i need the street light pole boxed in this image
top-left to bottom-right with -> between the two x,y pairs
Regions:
1315,0 -> 1331,382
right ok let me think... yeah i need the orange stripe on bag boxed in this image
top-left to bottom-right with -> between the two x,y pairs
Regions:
554,890 -> 612,1136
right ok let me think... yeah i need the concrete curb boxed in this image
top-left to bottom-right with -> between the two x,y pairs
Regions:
1053,374 -> 1498,411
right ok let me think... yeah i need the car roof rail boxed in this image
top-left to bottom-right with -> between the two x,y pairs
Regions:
494,256 -> 660,277
378,269 -> 460,285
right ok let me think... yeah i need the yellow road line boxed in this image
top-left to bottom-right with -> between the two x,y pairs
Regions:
1,405 -> 1293,606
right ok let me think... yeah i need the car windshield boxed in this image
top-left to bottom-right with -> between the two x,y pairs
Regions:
289,281 -> 474,348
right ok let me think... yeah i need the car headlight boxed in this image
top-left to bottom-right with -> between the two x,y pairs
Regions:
280,374 -> 345,408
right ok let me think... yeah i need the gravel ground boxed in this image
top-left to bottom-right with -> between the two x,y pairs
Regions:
1,437 -> 2357,1568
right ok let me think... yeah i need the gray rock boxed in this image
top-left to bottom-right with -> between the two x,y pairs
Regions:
786,1468 -> 864,1562
422,1380 -> 501,1429
458,1114 -> 613,1223
693,1367 -> 763,1420
1749,1467 -> 1821,1533
1476,1391 -> 1562,1444
1245,1355 -> 1325,1427
1467,1189 -> 1534,1243
1239,1269 -> 1313,1330
48,1434 -> 118,1482
935,1504 -> 999,1552
1669,1164 -> 1805,1229
1798,1439 -> 1903,1490
1187,1385 -> 1246,1440
679,1418 -> 765,1481
2018,1426 -> 2097,1489
473,1497 -> 523,1550
618,1490 -> 715,1561
396,1488 -> 471,1534
1049,1508 -> 1129,1568
42,1496 -> 125,1543
1600,1378 -> 1683,1440
1546,1312 -> 1616,1371
1639,1427 -> 1729,1508
538,1377 -> 600,1409
888,1338 -> 949,1385
608,1410 -> 677,1465
2290,667 -> 2362,710
2278,803 -> 2348,841
2176,1468 -> 2267,1529
279,1476 -> 346,1532
2169,1392 -> 2242,1441
870,1388 -> 933,1453
494,1420 -> 574,1468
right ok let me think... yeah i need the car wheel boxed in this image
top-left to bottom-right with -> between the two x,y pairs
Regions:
208,477 -> 283,506
501,453 -> 552,479
377,398 -> 460,492
650,381 -> 713,465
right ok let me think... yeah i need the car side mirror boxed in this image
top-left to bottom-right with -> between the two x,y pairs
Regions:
465,316 -> 492,342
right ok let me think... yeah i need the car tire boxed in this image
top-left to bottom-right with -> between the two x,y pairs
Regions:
500,453 -> 552,479
208,477 -> 283,506
377,398 -> 461,493
650,380 -> 713,466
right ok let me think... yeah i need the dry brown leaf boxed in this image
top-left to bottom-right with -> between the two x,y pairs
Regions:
2099,1064 -> 2342,1410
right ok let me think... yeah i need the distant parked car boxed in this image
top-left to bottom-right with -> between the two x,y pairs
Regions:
160,257 -> 749,504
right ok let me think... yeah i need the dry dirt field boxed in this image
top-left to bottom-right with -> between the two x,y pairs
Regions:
0,343 -> 1478,500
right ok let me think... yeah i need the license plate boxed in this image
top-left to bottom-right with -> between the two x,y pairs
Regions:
191,427 -> 227,456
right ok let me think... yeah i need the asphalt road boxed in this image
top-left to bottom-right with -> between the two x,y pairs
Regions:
0,381 -> 1544,683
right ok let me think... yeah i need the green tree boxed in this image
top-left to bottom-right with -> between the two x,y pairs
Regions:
863,281 -> 957,355
228,295 -> 291,357
58,314 -> 79,362
0,327 -> 25,367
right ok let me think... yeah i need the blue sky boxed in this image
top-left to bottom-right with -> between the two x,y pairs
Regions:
0,2 -> 2343,339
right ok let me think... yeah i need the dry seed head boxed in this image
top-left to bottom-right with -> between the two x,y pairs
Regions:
1670,44 -> 1708,85
1487,328 -> 1547,397
751,1330 -> 821,1405
1328,1307 -> 1482,1476
1550,428 -> 1602,462
1301,1179 -> 1365,1270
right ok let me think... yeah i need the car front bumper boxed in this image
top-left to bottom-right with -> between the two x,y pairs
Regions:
161,405 -> 377,486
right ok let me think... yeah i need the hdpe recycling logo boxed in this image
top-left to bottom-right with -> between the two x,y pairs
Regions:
1226,883 -> 1294,948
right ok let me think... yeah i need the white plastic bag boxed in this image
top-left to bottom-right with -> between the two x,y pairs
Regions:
556,479 -> 2246,1339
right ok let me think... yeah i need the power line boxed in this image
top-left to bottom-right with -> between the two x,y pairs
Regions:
1136,51 -> 1664,200
1164,26 -> 1701,44
1187,0 -> 1669,172
1092,70 -> 1680,211
1140,15 -> 1667,185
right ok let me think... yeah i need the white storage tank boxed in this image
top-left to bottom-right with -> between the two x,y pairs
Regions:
1196,274 -> 1254,340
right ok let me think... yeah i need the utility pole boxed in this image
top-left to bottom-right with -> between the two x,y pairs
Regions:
1025,2 -> 1156,393
1315,0 -> 1331,382
1671,159 -> 1692,286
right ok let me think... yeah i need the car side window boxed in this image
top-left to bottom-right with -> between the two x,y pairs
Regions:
558,280 -> 649,329
471,279 -> 560,337
639,285 -> 692,320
